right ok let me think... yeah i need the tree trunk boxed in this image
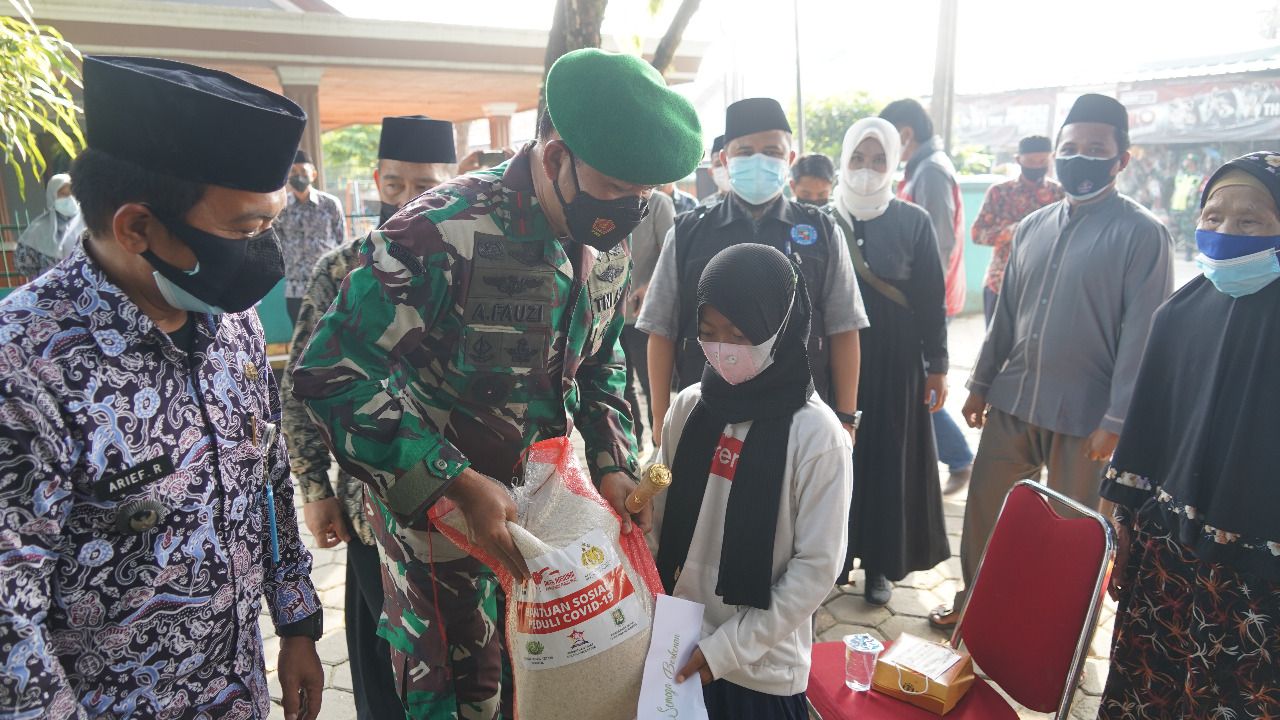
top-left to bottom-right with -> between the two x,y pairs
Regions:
539,0 -> 609,117
649,0 -> 701,78
543,0 -> 570,81
539,0 -> 703,116
561,0 -> 608,54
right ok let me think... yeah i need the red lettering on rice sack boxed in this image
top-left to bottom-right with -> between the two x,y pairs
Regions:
517,565 -> 635,634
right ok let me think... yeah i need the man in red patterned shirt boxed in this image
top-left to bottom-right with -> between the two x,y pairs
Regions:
971,135 -> 1065,323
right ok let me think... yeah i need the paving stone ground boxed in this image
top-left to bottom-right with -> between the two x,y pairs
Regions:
802,311 -> 1117,720
266,257 -> 1204,719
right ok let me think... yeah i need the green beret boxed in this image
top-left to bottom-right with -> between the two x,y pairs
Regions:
546,48 -> 703,186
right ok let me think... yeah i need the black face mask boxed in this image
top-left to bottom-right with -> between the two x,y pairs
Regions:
797,197 -> 829,207
551,152 -> 647,252
379,201 -> 399,227
1020,166 -> 1048,183
1055,154 -> 1121,200
141,207 -> 285,315
288,174 -> 311,192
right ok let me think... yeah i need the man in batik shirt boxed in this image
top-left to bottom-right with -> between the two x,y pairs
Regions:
276,148 -> 347,325
0,57 -> 322,719
292,49 -> 703,719
971,135 -> 1065,323
281,114 -> 458,720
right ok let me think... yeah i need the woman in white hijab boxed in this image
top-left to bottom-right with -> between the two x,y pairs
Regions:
828,117 -> 952,606
15,174 -> 86,280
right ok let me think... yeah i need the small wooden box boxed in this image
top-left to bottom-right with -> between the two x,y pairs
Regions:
872,633 -> 975,715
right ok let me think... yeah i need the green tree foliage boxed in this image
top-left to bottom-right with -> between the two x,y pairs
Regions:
951,144 -> 994,175
788,91 -> 881,159
1,0 -> 83,197
322,123 -> 380,184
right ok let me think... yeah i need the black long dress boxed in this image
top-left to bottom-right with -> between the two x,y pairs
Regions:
834,200 -> 951,582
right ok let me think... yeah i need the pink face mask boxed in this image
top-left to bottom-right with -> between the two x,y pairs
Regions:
699,320 -> 785,385
699,290 -> 795,385
700,341 -> 768,384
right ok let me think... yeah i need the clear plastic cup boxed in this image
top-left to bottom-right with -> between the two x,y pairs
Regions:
844,633 -> 884,691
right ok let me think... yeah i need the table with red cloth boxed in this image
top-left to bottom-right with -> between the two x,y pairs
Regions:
806,641 -> 1015,719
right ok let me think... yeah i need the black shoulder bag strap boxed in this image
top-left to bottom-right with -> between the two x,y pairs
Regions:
832,210 -> 911,310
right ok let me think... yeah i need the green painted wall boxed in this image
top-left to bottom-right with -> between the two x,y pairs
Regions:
959,175 -> 1003,315
258,279 -> 292,344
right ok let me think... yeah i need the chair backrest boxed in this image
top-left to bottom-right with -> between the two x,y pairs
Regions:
953,481 -> 1115,717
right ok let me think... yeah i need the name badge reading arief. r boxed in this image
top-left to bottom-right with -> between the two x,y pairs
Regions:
92,456 -> 176,501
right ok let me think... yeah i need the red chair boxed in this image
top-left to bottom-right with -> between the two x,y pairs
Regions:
807,480 -> 1116,719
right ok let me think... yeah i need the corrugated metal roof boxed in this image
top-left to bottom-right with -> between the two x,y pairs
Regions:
1121,44 -> 1280,83
959,43 -> 1280,96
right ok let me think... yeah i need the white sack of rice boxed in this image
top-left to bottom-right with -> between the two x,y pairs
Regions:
432,439 -> 659,720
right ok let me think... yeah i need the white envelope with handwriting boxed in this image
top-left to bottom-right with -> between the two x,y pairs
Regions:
637,594 -> 710,720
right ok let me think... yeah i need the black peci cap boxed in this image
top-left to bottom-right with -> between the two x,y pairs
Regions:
378,115 -> 457,164
83,55 -> 307,193
1018,135 -> 1052,154
1062,94 -> 1128,133
723,98 -> 792,145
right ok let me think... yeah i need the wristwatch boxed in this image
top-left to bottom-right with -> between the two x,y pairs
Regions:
835,410 -> 862,430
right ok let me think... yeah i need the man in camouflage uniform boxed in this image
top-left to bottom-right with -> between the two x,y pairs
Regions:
291,49 -> 703,719
282,115 -> 458,720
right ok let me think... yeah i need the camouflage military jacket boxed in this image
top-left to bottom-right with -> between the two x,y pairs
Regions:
0,246 -> 318,718
280,239 -> 374,545
291,146 -> 639,525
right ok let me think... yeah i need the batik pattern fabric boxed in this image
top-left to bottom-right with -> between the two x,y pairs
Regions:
280,239 -> 374,545
970,177 -> 1064,293
368,498 -> 511,720
291,146 -> 639,526
13,243 -> 58,280
1105,467 -> 1280,578
276,188 -> 347,298
0,247 -> 319,719
1100,515 -> 1280,720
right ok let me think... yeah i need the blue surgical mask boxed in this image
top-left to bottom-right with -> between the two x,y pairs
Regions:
728,154 -> 789,205
53,196 -> 79,217
1195,228 -> 1280,297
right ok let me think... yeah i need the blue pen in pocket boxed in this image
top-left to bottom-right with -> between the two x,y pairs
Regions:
260,421 -> 280,564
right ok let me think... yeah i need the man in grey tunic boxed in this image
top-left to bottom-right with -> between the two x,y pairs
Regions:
930,94 -> 1174,631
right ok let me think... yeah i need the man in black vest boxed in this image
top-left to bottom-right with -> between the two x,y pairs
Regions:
638,98 -> 868,447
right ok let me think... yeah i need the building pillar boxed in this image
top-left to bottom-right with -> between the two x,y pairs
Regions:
930,0 -> 958,153
453,119 -> 472,164
482,102 -> 517,150
276,66 -> 326,188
